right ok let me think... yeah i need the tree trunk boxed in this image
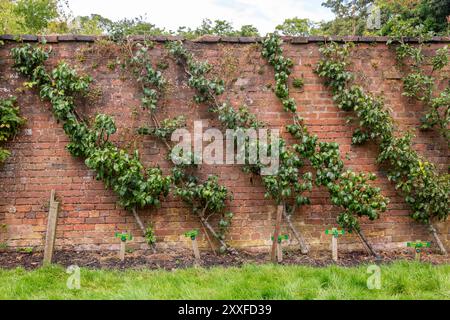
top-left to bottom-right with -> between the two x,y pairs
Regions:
131,207 -> 146,234
271,205 -> 283,263
131,207 -> 156,253
200,221 -> 217,255
200,217 -> 236,254
119,241 -> 126,262
191,238 -> 201,262
283,206 -> 309,254
429,224 -> 447,255
355,228 -> 379,258
277,242 -> 283,263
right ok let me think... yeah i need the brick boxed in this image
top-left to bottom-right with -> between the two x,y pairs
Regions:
21,35 -> 38,42
291,37 -> 309,44
342,36 -> 360,42
194,35 -> 221,43
44,35 -> 58,43
359,36 -> 377,42
328,36 -> 345,42
154,35 -> 168,42
75,35 -> 96,42
403,37 -> 419,43
374,36 -> 389,42
383,69 -> 402,80
220,36 -> 239,43
57,35 -> 76,41
239,37 -> 258,43
165,35 -> 184,41
0,34 -> 15,40
280,36 -> 293,43
308,36 -> 326,42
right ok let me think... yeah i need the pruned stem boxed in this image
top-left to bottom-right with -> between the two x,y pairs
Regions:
131,207 -> 156,253
200,219 -> 217,255
131,207 -> 146,234
429,223 -> 447,255
198,202 -> 218,254
283,204 -> 309,254
355,228 -> 379,258
200,216 -> 235,254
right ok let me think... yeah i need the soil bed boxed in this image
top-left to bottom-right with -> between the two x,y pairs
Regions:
0,248 -> 448,270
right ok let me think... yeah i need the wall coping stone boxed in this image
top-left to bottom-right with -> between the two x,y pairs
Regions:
1,34 -> 449,44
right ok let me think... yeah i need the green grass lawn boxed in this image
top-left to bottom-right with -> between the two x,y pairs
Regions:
0,261 -> 449,300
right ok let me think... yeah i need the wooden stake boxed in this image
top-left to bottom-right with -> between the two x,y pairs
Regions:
277,242 -> 283,262
331,235 -> 338,262
407,240 -> 430,261
119,241 -> 126,262
43,190 -> 59,265
325,228 -> 344,263
271,205 -> 283,263
192,238 -> 201,262
415,250 -> 421,261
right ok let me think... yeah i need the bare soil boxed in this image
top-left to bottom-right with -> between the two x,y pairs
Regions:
0,248 -> 448,270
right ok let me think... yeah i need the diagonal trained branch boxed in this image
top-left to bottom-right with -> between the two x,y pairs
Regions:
166,40 -> 312,254
316,41 -> 449,255
11,44 -> 172,244
124,39 -> 235,254
387,32 -> 449,144
283,203 -> 308,254
261,33 -> 389,257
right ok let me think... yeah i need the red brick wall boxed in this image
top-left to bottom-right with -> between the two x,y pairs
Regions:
0,36 -> 449,252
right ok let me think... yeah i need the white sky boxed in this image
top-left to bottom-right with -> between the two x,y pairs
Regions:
66,0 -> 335,34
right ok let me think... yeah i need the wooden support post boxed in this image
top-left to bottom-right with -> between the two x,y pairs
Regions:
415,250 -> 421,262
192,238 -> 201,262
115,232 -> 132,261
325,228 -> 344,263
119,241 -> 126,262
43,190 -> 59,265
271,205 -> 283,263
331,235 -> 338,262
407,240 -> 430,262
277,242 -> 283,263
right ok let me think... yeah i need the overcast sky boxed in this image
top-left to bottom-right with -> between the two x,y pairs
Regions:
66,0 -> 335,34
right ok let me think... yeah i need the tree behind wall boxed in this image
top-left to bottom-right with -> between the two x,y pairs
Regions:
321,0 -> 373,35
378,0 -> 450,35
275,17 -> 319,36
14,0 -> 59,33
0,0 -> 69,34
319,0 -> 449,36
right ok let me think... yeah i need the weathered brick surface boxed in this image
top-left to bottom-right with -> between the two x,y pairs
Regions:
0,38 -> 448,252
